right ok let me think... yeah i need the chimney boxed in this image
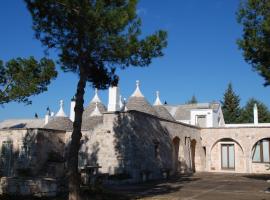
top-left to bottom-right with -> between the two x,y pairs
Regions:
45,107 -> 51,125
254,103 -> 258,125
108,86 -> 120,112
70,96 -> 76,122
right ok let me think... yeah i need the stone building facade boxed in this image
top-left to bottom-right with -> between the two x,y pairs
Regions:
0,81 -> 269,195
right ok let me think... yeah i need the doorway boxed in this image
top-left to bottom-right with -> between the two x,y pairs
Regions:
221,144 -> 235,170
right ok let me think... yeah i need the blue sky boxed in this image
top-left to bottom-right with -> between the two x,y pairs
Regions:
1,0 -> 270,121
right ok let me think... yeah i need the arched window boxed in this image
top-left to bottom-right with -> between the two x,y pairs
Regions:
252,139 -> 270,163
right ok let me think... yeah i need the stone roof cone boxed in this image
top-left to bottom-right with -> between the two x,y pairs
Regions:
91,88 -> 102,103
90,102 -> 102,117
131,80 -> 144,97
154,91 -> 163,106
56,100 -> 67,117
127,80 -> 158,116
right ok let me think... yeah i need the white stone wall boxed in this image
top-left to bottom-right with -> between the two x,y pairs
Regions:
201,126 -> 270,174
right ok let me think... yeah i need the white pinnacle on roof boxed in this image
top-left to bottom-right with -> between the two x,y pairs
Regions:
90,102 -> 102,117
91,88 -> 102,103
123,98 -> 128,111
153,91 -> 163,106
119,95 -> 124,109
131,80 -> 144,97
56,100 -> 67,117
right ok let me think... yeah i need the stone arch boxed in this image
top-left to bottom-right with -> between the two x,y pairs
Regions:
251,137 -> 270,154
210,137 -> 244,155
172,137 -> 180,173
191,139 -> 196,172
250,137 -> 270,161
210,138 -> 245,172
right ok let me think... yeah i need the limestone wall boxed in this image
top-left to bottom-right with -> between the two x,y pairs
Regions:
159,120 -> 205,173
79,110 -> 205,182
0,129 -> 65,177
201,126 -> 270,173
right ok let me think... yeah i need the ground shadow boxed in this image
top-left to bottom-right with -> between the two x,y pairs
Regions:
243,174 -> 270,181
106,173 -> 200,199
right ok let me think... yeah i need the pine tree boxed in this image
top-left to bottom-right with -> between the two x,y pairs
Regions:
24,1 -> 167,199
221,83 -> 241,123
0,57 -> 57,105
237,0 -> 270,86
186,95 -> 197,104
238,98 -> 270,123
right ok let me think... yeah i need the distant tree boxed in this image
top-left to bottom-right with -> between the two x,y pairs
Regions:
186,95 -> 197,104
0,57 -> 57,105
24,1 -> 167,199
221,83 -> 241,123
238,98 -> 270,123
237,0 -> 270,86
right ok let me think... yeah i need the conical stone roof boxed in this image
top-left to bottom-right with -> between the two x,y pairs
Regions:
153,105 -> 175,121
44,116 -> 73,131
126,81 -> 158,116
82,89 -> 106,130
152,91 -> 174,121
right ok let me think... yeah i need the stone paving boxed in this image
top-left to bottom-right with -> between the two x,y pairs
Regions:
110,173 -> 270,200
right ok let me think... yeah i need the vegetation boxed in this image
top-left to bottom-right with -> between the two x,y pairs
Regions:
0,57 -> 57,105
186,95 -> 197,104
221,83 -> 270,123
221,83 -> 241,123
24,0 -> 167,199
238,98 -> 270,123
237,0 -> 270,86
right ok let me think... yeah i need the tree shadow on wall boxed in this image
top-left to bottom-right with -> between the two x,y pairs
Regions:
79,135 -> 100,167
106,110 -> 201,198
111,111 -> 173,180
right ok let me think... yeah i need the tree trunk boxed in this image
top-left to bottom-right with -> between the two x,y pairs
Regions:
68,71 -> 86,200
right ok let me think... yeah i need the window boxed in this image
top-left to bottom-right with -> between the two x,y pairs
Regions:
196,115 -> 206,127
252,139 -> 270,163
153,140 -> 160,159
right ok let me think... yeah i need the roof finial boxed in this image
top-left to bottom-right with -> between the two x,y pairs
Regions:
91,88 -> 101,103
131,80 -> 144,97
119,95 -> 124,109
123,98 -> 128,111
154,91 -> 163,106
46,107 -> 51,115
56,100 -> 67,117
90,102 -> 102,116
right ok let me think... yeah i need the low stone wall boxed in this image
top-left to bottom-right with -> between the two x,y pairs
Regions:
0,177 -> 58,197
251,163 -> 270,173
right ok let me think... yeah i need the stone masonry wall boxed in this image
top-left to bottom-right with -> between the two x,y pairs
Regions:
201,126 -> 270,173
81,110 -> 205,182
0,129 -> 65,177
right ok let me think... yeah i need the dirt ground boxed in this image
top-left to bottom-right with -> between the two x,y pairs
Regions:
108,172 -> 270,200
1,173 -> 270,200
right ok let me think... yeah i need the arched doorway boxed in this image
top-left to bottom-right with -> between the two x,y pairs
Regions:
191,139 -> 196,172
172,137 -> 180,173
210,138 -> 244,172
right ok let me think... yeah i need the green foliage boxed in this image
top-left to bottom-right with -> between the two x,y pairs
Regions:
25,0 -> 167,89
237,0 -> 270,86
238,98 -> 270,123
221,83 -> 241,123
0,57 -> 57,105
186,95 -> 197,104
24,1 -> 167,198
